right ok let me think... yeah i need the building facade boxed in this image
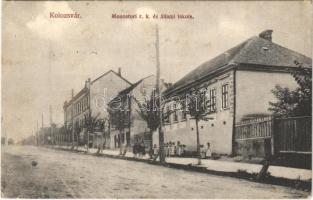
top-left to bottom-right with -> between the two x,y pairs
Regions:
153,30 -> 312,156
63,69 -> 131,147
108,75 -> 170,150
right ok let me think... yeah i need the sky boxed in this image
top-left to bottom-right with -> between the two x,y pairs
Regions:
2,1 -> 312,142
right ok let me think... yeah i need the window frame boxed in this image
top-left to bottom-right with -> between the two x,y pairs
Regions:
206,87 -> 217,113
222,83 -> 229,109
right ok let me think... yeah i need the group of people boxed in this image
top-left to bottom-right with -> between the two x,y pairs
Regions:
148,142 -> 185,160
164,141 -> 185,157
135,140 -> 213,160
132,140 -> 146,157
150,141 -> 213,160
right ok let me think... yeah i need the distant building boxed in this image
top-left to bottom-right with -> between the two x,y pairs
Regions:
108,75 -> 169,150
63,69 -> 131,146
153,30 -> 311,156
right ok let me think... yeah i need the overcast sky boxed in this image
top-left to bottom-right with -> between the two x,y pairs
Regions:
2,1 -> 312,142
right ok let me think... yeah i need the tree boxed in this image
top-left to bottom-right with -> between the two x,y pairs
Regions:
84,112 -> 102,152
181,87 -> 213,165
133,91 -> 163,155
72,121 -> 80,150
108,102 -> 128,156
269,61 -> 312,118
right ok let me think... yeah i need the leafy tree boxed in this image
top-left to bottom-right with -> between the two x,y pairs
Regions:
269,62 -> 312,118
108,100 -> 129,156
84,112 -> 102,152
133,91 -> 163,155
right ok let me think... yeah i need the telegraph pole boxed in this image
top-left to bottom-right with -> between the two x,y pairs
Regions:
49,105 -> 54,144
42,113 -> 44,144
155,24 -> 165,164
42,113 -> 44,128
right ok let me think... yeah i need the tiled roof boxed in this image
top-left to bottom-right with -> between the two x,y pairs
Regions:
165,35 -> 312,95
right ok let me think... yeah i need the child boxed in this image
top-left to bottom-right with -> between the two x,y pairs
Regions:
152,144 -> 159,161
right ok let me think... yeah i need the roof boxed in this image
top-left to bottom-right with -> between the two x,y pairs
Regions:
165,35 -> 312,96
109,75 -> 153,104
64,69 -> 132,107
92,70 -> 132,85
64,87 -> 88,107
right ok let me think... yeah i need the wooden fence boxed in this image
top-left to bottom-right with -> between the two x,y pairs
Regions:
235,116 -> 311,154
235,116 -> 273,140
274,116 -> 311,154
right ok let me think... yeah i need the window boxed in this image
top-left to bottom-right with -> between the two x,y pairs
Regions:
173,103 -> 178,122
222,84 -> 229,109
207,88 -> 217,112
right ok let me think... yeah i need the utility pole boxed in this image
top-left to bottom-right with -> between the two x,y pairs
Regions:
49,105 -> 53,125
37,120 -> 39,145
42,113 -> 45,145
42,113 -> 44,128
155,24 -> 165,164
71,89 -> 75,149
49,105 -> 54,144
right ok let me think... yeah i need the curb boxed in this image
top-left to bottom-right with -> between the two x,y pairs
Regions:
48,146 -> 311,191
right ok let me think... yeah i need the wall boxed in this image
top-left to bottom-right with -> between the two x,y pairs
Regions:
234,69 -> 299,158
153,71 -> 235,155
235,70 -> 299,123
109,75 -> 156,149
90,71 -> 131,119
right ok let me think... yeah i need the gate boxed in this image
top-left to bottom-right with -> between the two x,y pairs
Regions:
234,116 -> 312,158
274,116 -> 311,154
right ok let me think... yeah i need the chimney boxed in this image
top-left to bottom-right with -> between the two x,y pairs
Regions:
118,67 -> 121,76
259,30 -> 273,42
85,78 -> 91,89
71,89 -> 74,99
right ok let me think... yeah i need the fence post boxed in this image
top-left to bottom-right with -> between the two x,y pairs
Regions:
270,117 -> 275,156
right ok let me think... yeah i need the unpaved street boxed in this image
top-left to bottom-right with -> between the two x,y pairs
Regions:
1,146 -> 310,198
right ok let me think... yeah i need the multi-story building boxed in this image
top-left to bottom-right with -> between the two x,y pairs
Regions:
63,69 -> 131,146
153,30 -> 311,156
108,75 -> 170,150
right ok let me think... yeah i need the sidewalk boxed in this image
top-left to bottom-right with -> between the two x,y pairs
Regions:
52,145 -> 311,182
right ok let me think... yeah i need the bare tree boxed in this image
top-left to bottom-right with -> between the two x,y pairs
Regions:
181,88 -> 212,165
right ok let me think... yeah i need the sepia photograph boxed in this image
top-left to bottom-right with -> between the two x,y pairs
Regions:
1,0 -> 312,198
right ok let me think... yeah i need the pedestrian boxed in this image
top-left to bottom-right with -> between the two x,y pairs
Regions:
133,141 -> 138,158
170,142 -> 175,157
140,140 -> 146,157
206,142 -> 212,158
164,143 -> 169,157
181,144 -> 186,157
152,144 -> 159,161
176,141 -> 182,157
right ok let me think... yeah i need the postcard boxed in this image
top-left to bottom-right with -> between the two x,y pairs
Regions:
2,1 -> 312,198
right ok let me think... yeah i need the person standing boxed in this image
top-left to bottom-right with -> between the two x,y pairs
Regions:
206,142 -> 212,158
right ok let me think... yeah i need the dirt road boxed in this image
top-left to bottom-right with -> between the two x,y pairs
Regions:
1,146 -> 310,198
